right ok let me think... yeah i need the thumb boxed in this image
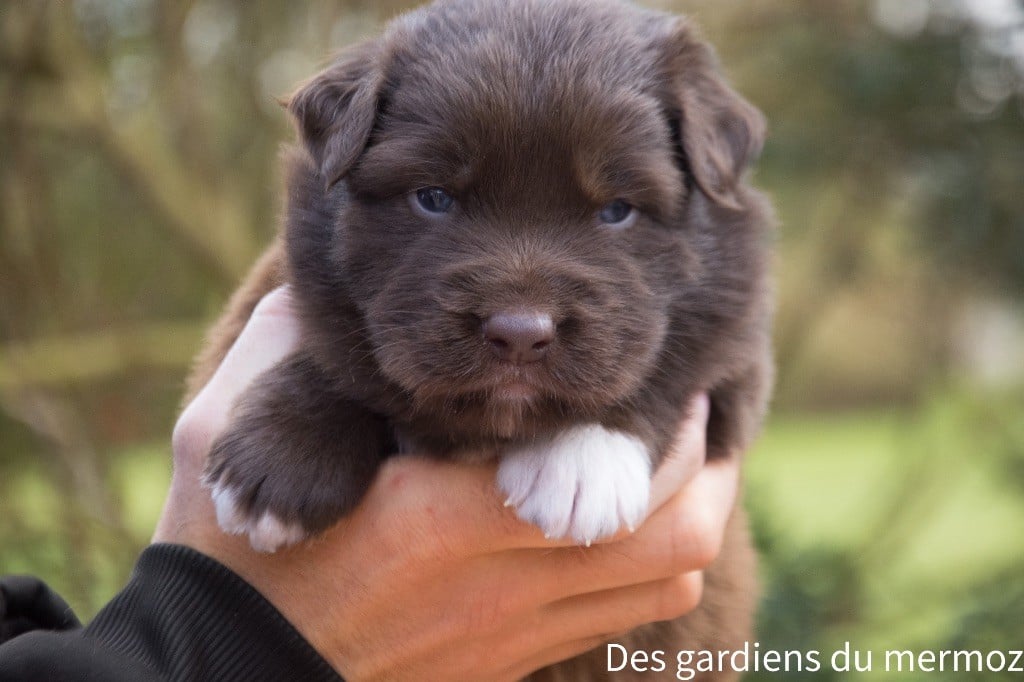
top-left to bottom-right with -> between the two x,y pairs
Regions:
172,287 -> 300,468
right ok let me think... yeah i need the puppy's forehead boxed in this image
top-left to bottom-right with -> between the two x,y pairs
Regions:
373,0 -> 679,204
390,1 -> 665,90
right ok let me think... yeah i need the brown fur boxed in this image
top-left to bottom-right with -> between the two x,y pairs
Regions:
187,0 -> 772,678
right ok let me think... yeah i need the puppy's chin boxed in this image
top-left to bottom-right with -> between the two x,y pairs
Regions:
406,373 -> 553,414
481,391 -> 544,439
397,358 -> 625,415
475,363 -> 552,403
491,381 -> 538,403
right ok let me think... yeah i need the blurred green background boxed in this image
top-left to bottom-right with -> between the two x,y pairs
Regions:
1,0 -> 1022,677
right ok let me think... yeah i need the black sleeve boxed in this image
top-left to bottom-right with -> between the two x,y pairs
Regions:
0,544 -> 342,682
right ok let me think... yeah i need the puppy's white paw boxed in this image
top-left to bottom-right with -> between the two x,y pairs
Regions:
210,482 -> 308,553
497,425 -> 651,545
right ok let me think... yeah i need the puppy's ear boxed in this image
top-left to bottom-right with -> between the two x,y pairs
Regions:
660,19 -> 765,209
287,40 -> 385,188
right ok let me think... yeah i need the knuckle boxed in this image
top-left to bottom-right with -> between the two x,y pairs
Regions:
375,458 -> 413,498
671,501 -> 723,571
656,573 -> 703,621
690,510 -> 725,569
171,404 -> 216,463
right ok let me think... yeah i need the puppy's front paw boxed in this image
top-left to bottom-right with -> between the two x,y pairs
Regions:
201,353 -> 390,552
497,425 -> 651,545
203,417 -> 383,553
209,478 -> 310,553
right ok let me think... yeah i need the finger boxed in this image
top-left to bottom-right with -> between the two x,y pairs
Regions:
399,623 -> 611,682
565,457 -> 737,593
171,287 -> 299,464
641,455 -> 741,580
649,392 -> 709,510
488,572 -> 703,678
500,634 -> 612,681
538,572 -> 704,644
187,286 -> 299,433
445,456 -> 738,607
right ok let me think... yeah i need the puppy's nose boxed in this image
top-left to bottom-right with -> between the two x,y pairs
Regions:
482,311 -> 555,364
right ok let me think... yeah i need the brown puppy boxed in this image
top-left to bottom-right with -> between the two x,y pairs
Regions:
189,0 -> 772,678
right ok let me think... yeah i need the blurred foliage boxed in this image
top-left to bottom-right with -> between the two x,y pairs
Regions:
1,0 -> 1022,677
747,385 -> 1024,680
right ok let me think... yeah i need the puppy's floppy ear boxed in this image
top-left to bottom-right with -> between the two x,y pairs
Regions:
287,40 -> 385,188
660,19 -> 765,210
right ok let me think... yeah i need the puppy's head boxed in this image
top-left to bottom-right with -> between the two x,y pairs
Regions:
286,0 -> 765,432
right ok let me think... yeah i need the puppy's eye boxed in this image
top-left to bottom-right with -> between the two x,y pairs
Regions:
598,200 -> 636,229
412,187 -> 455,215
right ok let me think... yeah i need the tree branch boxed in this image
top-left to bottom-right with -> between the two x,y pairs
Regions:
0,321 -> 206,389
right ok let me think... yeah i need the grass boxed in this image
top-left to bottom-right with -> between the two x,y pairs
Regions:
749,409 -> 1024,580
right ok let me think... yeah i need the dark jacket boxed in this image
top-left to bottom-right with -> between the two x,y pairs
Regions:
0,544 -> 341,681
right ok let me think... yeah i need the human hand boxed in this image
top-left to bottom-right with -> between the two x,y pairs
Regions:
155,287 -> 740,681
